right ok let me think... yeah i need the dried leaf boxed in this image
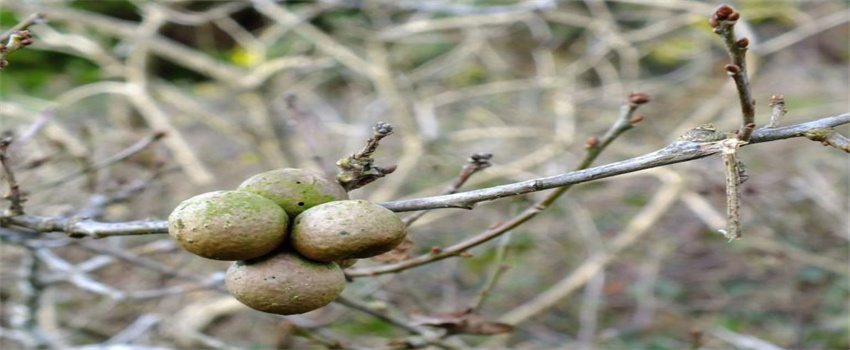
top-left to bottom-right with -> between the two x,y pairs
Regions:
411,310 -> 514,335
372,238 -> 413,262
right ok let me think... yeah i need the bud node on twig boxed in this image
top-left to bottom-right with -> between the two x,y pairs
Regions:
628,92 -> 651,106
724,64 -> 741,74
715,5 -> 734,19
629,115 -> 645,124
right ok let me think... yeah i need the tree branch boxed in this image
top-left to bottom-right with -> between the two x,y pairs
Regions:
711,4 -> 756,141
2,113 -> 847,237
379,113 -> 850,212
0,13 -> 44,43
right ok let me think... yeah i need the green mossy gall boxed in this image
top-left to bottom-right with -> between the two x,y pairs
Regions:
168,190 -> 288,261
291,200 -> 407,262
225,250 -> 345,315
237,168 -> 348,217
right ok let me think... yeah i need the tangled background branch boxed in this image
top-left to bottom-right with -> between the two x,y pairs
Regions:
1,1 -> 848,349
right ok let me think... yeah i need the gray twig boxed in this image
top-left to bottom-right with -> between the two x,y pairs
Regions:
31,131 -> 166,192
2,114 -> 847,239
711,4 -> 756,141
403,152 -> 493,226
0,136 -> 25,216
765,94 -> 786,128
379,113 -> 849,213
0,13 -> 44,43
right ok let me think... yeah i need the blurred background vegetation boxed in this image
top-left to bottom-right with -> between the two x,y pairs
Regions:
1,0 -> 848,349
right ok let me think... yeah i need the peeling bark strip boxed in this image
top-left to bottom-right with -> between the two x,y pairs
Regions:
718,138 -> 746,241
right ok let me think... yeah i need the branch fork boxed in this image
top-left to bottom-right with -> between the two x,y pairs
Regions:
336,122 -> 398,191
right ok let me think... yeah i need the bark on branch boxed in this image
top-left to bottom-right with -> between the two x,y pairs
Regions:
379,113 -> 850,212
2,113 -> 847,237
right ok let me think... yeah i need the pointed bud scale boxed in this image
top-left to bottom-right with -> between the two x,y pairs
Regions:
709,17 -> 720,28
724,64 -> 741,74
629,115 -> 645,124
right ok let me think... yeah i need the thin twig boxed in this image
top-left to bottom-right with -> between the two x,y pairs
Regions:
378,113 -> 850,213
765,94 -> 786,128
31,131 -> 166,192
348,93 -> 649,277
468,232 -> 511,312
283,94 -> 328,174
498,171 -> 683,325
0,13 -> 44,43
803,128 -> 850,153
2,113 -> 848,239
18,247 -> 51,348
0,136 -> 25,216
333,295 -> 458,350
76,165 -> 175,220
0,30 -> 34,69
717,138 -> 746,241
403,153 -> 493,226
711,4 -> 756,141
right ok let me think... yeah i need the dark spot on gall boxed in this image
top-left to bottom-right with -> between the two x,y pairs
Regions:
297,202 -> 305,206
339,230 -> 349,236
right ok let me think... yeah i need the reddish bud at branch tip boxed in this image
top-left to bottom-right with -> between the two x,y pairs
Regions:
628,92 -> 651,105
714,4 -> 735,20
585,136 -> 599,148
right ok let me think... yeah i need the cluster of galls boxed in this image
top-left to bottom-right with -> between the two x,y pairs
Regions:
168,169 -> 406,315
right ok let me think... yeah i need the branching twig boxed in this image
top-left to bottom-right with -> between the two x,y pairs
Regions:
31,131 -> 166,192
0,13 -> 44,43
711,4 -> 756,141
2,113 -> 847,239
0,30 -> 35,70
282,94 -> 328,174
378,113 -> 850,213
766,94 -> 786,128
0,12 -> 41,70
336,122 -> 398,191
333,295 -> 457,350
403,152 -> 493,226
0,136 -> 26,216
348,93 -> 649,277
803,128 -> 850,153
